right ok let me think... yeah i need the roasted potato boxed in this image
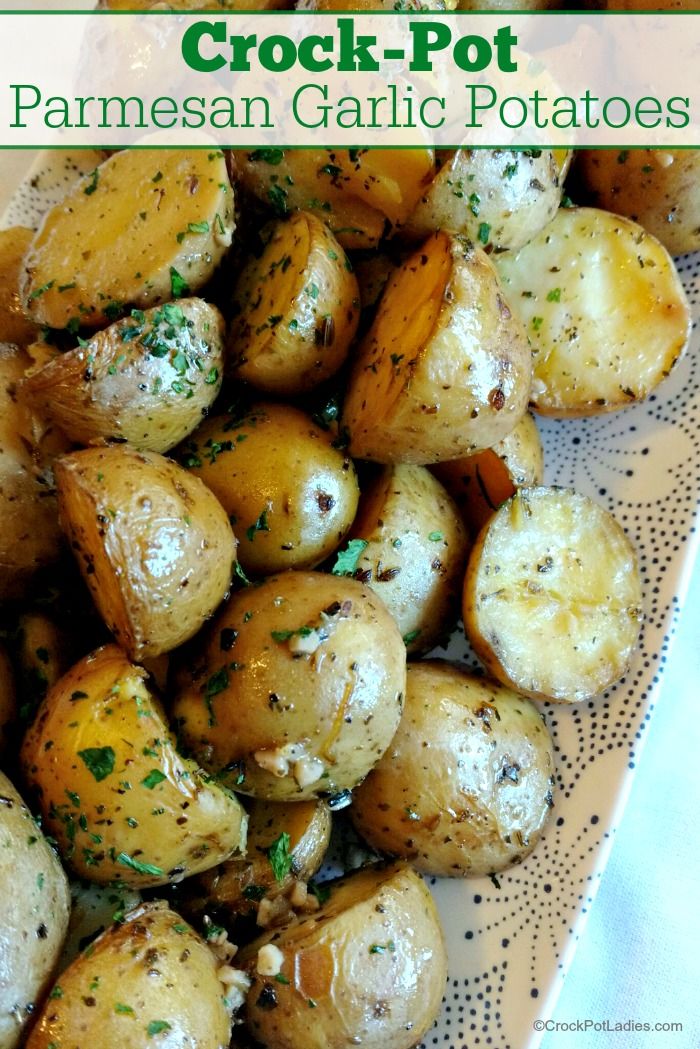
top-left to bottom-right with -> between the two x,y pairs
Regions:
403,149 -> 564,251
231,148 -> 435,250
179,402 -> 359,576
190,799 -> 332,920
0,344 -> 63,602
496,207 -> 691,415
345,464 -> 469,652
22,149 -> 234,330
0,227 -> 39,346
352,661 -> 555,875
173,571 -> 406,800
432,411 -> 544,536
57,881 -> 142,973
463,486 -> 644,702
14,609 -> 72,725
229,212 -> 359,395
54,445 -> 236,660
21,643 -> 247,887
240,862 -> 447,1049
576,148 -> 700,256
300,0 -> 454,9
21,299 -> 225,453
104,0 -> 290,7
342,231 -> 531,463
0,642 -> 17,753
26,902 -> 233,1049
0,770 -> 70,1049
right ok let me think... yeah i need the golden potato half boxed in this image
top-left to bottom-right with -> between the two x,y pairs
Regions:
496,206 -> 691,415
229,211 -> 359,395
54,446 -> 236,660
173,571 -> 406,800
342,231 -> 531,463
22,149 -> 234,329
21,299 -> 225,453
179,402 -> 359,575
21,644 -> 247,887
26,903 -> 232,1049
0,227 -> 39,345
240,863 -> 447,1049
463,486 -> 643,702
352,661 -> 555,876
0,771 -> 70,1049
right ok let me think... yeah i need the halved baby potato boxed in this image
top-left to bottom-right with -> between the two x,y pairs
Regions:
432,411 -> 544,537
346,464 -> 469,653
231,148 -> 434,249
22,149 -> 234,329
351,661 -> 555,876
21,299 -> 224,453
239,863 -> 447,1049
54,446 -> 236,660
463,486 -> 643,703
190,799 -> 332,920
21,643 -> 247,887
179,402 -> 359,576
342,231 -> 531,463
496,206 -> 691,415
229,212 -> 359,395
403,148 -> 564,252
172,571 -> 406,801
0,227 -> 39,345
26,902 -> 233,1049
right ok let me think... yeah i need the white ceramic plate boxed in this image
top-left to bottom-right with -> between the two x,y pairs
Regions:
3,151 -> 699,1049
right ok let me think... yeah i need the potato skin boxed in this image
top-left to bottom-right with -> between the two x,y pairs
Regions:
191,799 -> 332,919
26,902 -> 232,1049
54,446 -> 236,660
347,464 -> 469,653
0,771 -> 70,1049
21,299 -> 225,453
342,232 -> 531,464
229,212 -> 359,395
240,863 -> 447,1049
0,643 -> 17,754
0,345 -> 63,601
576,148 -> 700,256
179,403 -> 359,575
0,228 -> 39,346
432,411 -> 544,537
403,149 -> 563,251
22,149 -> 234,329
173,572 -> 406,800
21,644 -> 247,887
351,662 -> 555,876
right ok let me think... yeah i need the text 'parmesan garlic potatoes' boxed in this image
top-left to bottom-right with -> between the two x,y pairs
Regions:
179,402 -> 359,575
351,662 -> 555,877
21,644 -> 247,887
22,149 -> 234,330
496,206 -> 691,415
173,572 -> 406,800
0,771 -> 71,1049
21,299 -> 225,454
26,902 -> 233,1049
463,486 -> 643,703
346,463 -> 469,653
229,211 -> 359,395
240,863 -> 447,1049
342,231 -> 531,464
55,445 -> 236,661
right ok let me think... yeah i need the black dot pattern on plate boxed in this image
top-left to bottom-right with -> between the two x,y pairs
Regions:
3,160 -> 699,1049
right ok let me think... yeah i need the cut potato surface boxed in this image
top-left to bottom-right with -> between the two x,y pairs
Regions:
21,644 -> 248,887
496,207 -> 691,415
22,149 -> 234,329
0,227 -> 39,346
240,863 -> 447,1049
342,231 -> 531,464
351,661 -> 555,876
21,299 -> 224,453
463,486 -> 643,703
229,212 -> 359,395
